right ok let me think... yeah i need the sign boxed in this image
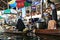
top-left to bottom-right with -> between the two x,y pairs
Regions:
31,6 -> 36,10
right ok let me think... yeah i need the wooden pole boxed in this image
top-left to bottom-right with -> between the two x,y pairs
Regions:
46,0 -> 48,8
1,0 -> 7,4
7,0 -> 9,9
41,0 -> 43,18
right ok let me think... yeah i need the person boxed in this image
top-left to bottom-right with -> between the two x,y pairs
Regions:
16,18 -> 25,31
48,20 -> 57,29
47,0 -> 57,21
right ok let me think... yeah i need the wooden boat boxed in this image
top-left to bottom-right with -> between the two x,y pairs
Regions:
35,29 -> 60,36
3,30 -> 27,36
3,29 -> 60,40
35,29 -> 60,40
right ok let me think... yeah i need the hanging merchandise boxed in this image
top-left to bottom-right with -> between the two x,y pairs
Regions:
26,0 -> 32,3
4,9 -> 11,14
9,2 -> 17,8
24,2 -> 31,7
17,2 -> 24,8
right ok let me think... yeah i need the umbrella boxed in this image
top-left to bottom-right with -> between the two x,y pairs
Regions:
16,0 -> 25,3
4,9 -> 17,14
26,0 -> 32,3
0,16 -> 3,19
10,9 -> 17,14
32,1 -> 40,5
8,0 -> 16,4
9,2 -> 17,8
4,9 -> 11,14
17,2 -> 24,8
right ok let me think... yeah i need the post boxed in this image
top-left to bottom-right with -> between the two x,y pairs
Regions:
41,0 -> 43,18
7,0 -> 9,9
46,0 -> 48,8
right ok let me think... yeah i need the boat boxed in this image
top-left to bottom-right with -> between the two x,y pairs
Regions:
35,29 -> 60,36
35,29 -> 60,40
3,30 -> 27,36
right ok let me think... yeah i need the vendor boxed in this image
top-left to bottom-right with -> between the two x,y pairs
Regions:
47,0 -> 57,21
16,18 -> 25,31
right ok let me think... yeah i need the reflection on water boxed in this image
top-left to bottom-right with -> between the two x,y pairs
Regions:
0,35 -> 40,40
0,33 -> 60,40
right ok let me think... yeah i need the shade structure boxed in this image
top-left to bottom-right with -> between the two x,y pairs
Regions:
26,0 -> 32,3
17,2 -> 24,8
4,9 -> 11,14
9,2 -> 17,8
8,0 -> 16,4
24,2 -> 31,7
16,0 -> 26,3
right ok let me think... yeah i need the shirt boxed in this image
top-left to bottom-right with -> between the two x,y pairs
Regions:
50,4 -> 55,10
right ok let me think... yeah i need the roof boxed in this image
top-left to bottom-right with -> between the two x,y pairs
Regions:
0,0 -> 11,10
0,0 -> 60,10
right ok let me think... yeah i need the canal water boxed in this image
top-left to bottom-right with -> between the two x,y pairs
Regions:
0,33 -> 60,40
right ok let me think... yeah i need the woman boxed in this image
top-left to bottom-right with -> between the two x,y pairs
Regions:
47,0 -> 57,21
